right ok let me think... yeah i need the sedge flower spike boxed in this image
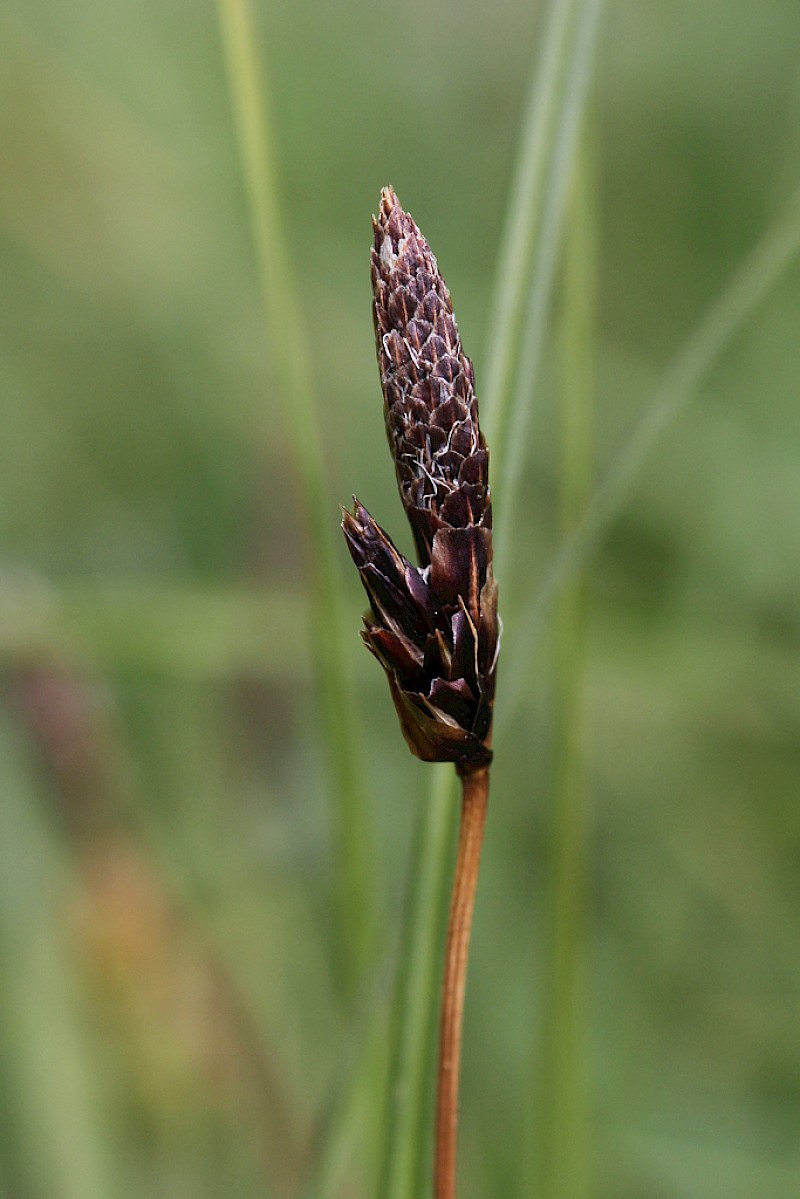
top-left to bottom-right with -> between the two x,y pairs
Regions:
342,187 -> 499,774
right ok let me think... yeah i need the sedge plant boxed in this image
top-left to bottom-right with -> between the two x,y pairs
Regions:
342,188 -> 499,1199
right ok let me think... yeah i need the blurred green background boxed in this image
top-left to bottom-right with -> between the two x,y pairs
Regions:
1,1 -> 799,1197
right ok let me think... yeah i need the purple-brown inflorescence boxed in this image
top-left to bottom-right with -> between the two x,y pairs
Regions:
342,187 -> 499,774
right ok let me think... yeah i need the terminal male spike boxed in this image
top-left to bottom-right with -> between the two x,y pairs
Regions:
342,188 -> 499,775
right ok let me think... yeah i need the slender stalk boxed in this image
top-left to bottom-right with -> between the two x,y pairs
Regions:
215,0 -> 375,986
434,766 -> 490,1199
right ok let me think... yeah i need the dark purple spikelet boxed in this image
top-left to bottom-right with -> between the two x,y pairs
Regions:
371,187 -> 491,565
342,188 -> 499,774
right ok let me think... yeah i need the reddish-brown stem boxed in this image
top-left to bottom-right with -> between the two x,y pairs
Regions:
434,765 -> 490,1199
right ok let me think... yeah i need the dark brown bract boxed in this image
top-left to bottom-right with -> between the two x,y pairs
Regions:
343,188 -> 498,774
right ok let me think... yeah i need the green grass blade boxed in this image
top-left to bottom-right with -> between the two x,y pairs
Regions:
482,0 -> 604,578
299,1017 -> 389,1199
502,181 -> 800,721
0,714 -> 116,1199
378,765 -> 456,1199
215,0 -> 376,985
521,137 -> 596,1199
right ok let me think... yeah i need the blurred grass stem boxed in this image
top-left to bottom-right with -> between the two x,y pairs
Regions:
298,974 -> 392,1199
216,0 -> 375,986
503,180 -> 800,719
0,715 -> 115,1199
378,765 -> 456,1199
482,0 -> 603,578
525,140 -> 595,1199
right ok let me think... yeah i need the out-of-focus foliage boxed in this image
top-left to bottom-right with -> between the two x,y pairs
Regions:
0,1 -> 798,1197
